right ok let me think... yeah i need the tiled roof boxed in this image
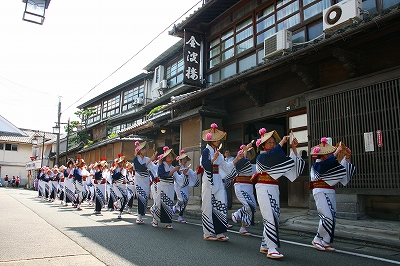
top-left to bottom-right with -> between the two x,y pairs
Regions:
0,115 -> 27,136
0,129 -> 57,144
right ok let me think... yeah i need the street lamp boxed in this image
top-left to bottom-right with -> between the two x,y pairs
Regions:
22,0 -> 51,25
32,132 -> 46,167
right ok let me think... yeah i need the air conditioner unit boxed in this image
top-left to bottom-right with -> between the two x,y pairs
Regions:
323,0 -> 362,33
160,79 -> 168,89
154,65 -> 165,89
263,29 -> 292,60
133,98 -> 144,106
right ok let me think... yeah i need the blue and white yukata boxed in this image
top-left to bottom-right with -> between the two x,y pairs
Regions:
156,162 -> 183,224
112,167 -> 128,216
37,171 -> 44,198
64,167 -> 76,205
43,172 -> 50,200
50,172 -> 58,201
174,164 -> 199,220
255,145 -> 305,253
133,156 -> 155,219
86,170 -> 95,205
310,154 -> 355,245
232,158 -> 257,227
126,170 -> 136,212
73,167 -> 89,208
148,162 -> 160,223
94,169 -> 107,213
200,144 -> 237,238
57,172 -> 65,202
106,168 -> 117,210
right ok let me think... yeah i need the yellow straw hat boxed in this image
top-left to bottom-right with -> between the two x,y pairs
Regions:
116,153 -> 126,164
176,149 -> 191,161
310,137 -> 337,157
99,158 -> 108,168
75,156 -> 86,167
255,128 -> 281,148
126,162 -> 134,169
238,143 -> 256,160
202,123 -> 227,142
160,146 -> 177,160
134,141 -> 148,155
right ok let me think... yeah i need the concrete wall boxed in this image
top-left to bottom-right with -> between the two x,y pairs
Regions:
309,193 -> 365,220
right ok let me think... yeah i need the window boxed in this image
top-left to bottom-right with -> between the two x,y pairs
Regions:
86,104 -> 101,125
166,58 -> 184,88
122,84 -> 145,111
239,54 -> 257,72
303,0 -> 330,21
308,21 -> 323,40
109,119 -> 143,134
208,17 -> 254,70
255,0 -> 327,45
5,144 -> 18,151
0,143 -> 3,150
235,17 -> 254,55
103,95 -> 120,118
206,0 -> 331,84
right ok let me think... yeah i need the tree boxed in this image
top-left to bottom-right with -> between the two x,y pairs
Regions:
63,108 -> 97,147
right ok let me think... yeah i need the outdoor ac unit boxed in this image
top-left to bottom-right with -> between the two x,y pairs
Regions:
133,98 -> 144,106
160,79 -> 168,89
154,65 -> 165,89
323,0 -> 362,33
263,29 -> 292,60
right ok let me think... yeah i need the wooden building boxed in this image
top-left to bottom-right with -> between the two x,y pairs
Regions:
73,0 -> 400,220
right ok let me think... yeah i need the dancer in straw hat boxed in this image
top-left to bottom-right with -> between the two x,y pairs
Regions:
174,149 -> 199,224
231,142 -> 257,236
125,161 -> 136,214
50,167 -> 59,202
149,154 -> 163,227
73,156 -> 89,210
200,123 -> 243,241
57,165 -> 66,203
93,159 -> 109,215
155,146 -> 183,229
133,141 -> 158,224
309,137 -> 355,252
254,128 -> 305,259
64,159 -> 76,207
111,154 -> 128,219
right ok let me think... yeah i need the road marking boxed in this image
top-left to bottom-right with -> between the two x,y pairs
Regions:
183,220 -> 400,265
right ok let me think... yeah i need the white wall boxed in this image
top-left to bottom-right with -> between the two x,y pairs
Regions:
0,143 -> 33,187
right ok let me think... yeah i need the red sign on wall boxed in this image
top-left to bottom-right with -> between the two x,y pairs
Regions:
376,130 -> 383,147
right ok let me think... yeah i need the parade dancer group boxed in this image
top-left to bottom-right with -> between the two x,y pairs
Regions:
34,122 -> 355,260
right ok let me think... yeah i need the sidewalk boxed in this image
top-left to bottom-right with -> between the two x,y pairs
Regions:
183,197 -> 400,250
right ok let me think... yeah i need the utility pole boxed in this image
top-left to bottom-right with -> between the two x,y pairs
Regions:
56,97 -> 61,166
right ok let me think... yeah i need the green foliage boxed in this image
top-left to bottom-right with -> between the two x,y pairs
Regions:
147,105 -> 164,117
74,107 -> 97,121
108,132 -> 118,139
84,140 -> 95,148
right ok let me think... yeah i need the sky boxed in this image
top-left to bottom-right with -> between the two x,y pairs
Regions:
0,0 -> 202,133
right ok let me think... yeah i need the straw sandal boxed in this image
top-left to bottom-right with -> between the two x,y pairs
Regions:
312,241 -> 326,251
267,251 -> 284,259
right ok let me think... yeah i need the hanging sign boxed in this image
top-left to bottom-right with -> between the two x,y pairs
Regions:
183,30 -> 202,87
364,132 -> 374,152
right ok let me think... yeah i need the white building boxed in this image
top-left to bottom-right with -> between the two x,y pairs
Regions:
0,115 -> 57,187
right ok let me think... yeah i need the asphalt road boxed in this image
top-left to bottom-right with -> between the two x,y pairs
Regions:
1,188 -> 399,266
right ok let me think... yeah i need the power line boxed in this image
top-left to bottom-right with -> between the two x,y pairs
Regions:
62,0 -> 202,114
0,75 -> 54,99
